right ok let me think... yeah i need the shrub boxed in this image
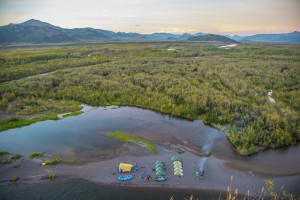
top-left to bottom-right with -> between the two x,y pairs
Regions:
1,160 -> 12,164
49,173 -> 56,180
29,152 -> 44,158
0,150 -> 8,156
11,176 -> 19,182
10,154 -> 21,160
42,158 -> 61,165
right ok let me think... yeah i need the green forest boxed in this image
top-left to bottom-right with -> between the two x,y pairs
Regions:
0,42 -> 299,155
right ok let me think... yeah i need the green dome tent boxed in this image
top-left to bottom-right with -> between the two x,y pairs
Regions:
156,167 -> 165,172
155,163 -> 164,169
156,166 -> 165,172
171,156 -> 181,162
156,171 -> 166,176
155,160 -> 164,165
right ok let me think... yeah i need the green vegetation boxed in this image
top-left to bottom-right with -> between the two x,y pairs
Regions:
0,100 -> 82,131
49,173 -> 56,180
1,159 -> 12,164
0,115 -> 59,132
10,154 -> 21,159
42,158 -> 61,165
29,152 -> 44,158
224,177 -> 295,200
106,131 -> 157,153
0,150 -> 8,156
0,43 -> 299,154
13,163 -> 20,168
61,111 -> 83,118
11,175 -> 19,183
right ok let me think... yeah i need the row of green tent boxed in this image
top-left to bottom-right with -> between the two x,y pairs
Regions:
155,160 -> 166,177
171,156 -> 183,176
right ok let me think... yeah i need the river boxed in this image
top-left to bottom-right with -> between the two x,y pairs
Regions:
0,105 -> 299,199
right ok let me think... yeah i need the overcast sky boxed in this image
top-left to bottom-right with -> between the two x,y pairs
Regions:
0,0 -> 299,35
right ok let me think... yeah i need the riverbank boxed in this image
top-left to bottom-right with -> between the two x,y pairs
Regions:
1,144 -> 299,199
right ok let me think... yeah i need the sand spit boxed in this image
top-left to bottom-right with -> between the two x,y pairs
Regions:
1,145 -> 299,197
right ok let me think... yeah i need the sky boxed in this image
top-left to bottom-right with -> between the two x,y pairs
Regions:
0,0 -> 299,35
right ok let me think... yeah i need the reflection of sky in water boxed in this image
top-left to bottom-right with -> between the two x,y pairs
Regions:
0,105 -> 226,159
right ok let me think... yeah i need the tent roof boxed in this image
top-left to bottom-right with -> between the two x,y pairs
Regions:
156,163 -> 165,168
155,160 -> 164,165
156,171 -> 166,176
173,161 -> 182,164
174,172 -> 181,176
156,168 -> 165,173
173,164 -> 182,168
119,163 -> 134,172
171,156 -> 181,161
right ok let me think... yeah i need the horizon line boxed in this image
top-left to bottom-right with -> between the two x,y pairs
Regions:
1,19 -> 299,37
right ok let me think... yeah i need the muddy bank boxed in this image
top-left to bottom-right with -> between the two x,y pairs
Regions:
0,178 -> 231,200
1,145 -> 299,198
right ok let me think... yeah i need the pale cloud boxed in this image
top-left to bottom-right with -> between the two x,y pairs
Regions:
0,0 -> 299,35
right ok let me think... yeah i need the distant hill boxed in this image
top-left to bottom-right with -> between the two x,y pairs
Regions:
0,19 -> 73,43
187,34 -> 237,43
240,31 -> 300,43
228,32 -> 300,43
1,19 -> 299,44
0,19 -> 111,43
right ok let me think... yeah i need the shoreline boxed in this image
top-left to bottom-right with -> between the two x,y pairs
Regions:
1,104 -> 299,157
1,144 -> 299,198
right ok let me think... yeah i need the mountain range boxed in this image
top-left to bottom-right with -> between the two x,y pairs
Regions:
0,19 -> 299,44
228,31 -> 300,43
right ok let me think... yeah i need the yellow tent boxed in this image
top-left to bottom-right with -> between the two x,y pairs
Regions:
119,163 -> 134,173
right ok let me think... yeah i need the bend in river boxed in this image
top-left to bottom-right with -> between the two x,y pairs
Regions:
1,105 -> 299,177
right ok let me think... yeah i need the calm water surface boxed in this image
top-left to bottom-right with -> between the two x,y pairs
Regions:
0,105 -> 227,158
1,105 -> 300,199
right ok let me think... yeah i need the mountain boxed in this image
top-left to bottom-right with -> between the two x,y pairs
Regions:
62,28 -> 110,41
0,19 -> 73,43
21,19 -> 59,28
240,31 -> 300,43
178,33 -> 193,40
226,35 -> 244,41
187,34 -> 237,43
1,19 -> 299,44
0,19 -> 112,43
194,32 -> 206,36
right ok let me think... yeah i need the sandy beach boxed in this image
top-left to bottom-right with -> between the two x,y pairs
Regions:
1,143 -> 299,198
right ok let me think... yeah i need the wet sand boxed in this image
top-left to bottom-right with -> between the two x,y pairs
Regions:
1,144 -> 299,198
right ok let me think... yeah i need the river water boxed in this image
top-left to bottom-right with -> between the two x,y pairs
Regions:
0,105 -> 299,199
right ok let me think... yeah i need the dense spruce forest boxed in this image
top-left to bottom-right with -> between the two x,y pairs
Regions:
0,42 -> 299,154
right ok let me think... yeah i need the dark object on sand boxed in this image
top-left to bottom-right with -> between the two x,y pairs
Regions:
141,171 -> 147,179
154,176 -> 167,182
118,175 -> 133,181
133,162 -> 140,171
200,169 -> 205,177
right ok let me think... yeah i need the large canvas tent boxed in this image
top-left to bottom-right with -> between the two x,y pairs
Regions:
119,163 -> 134,173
